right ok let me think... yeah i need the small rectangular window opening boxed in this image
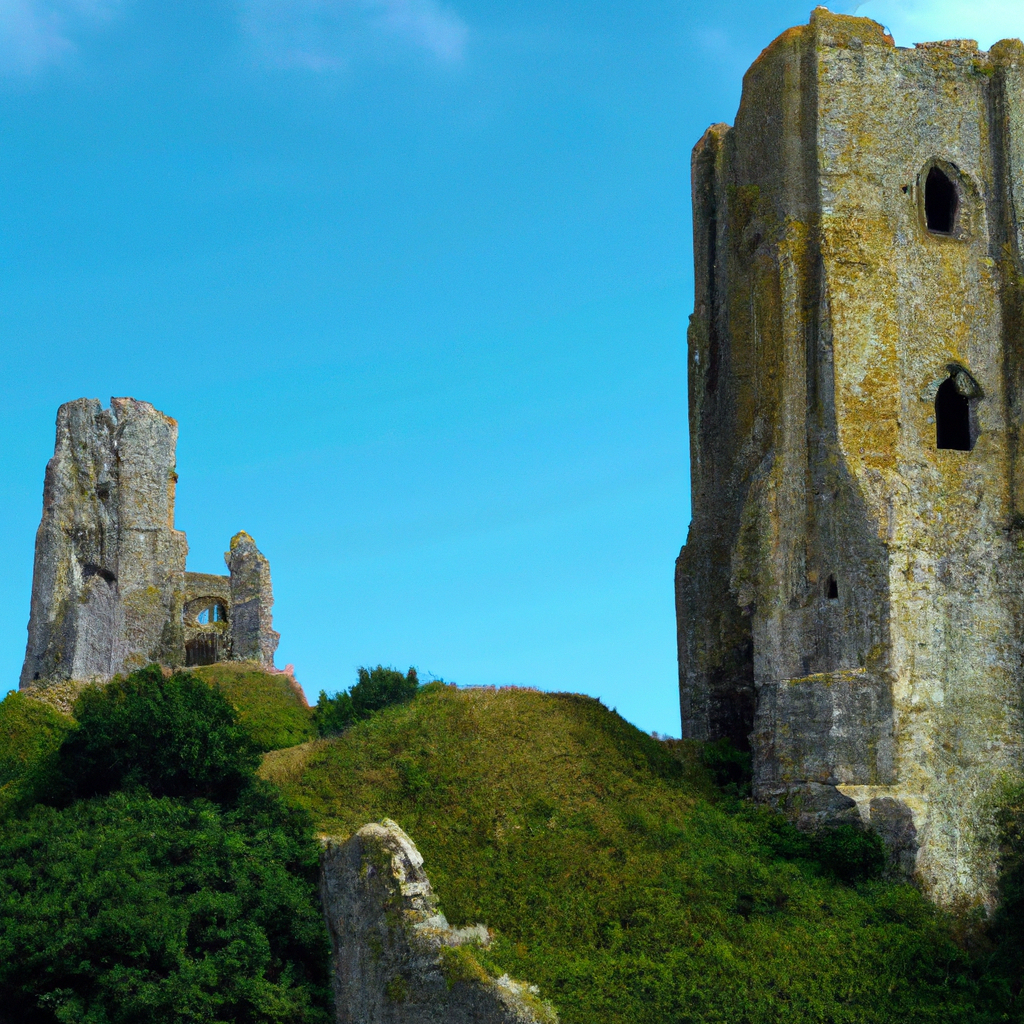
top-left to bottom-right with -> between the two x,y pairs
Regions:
925,166 -> 958,234
825,575 -> 839,601
936,376 -> 973,451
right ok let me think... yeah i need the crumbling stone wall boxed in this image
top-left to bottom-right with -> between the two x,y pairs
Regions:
319,820 -> 557,1024
227,531 -> 279,668
20,398 -> 187,686
21,398 -> 280,685
677,10 -> 1024,905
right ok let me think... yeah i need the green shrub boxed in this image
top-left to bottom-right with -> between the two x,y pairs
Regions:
314,689 -> 356,736
985,782 -> 1024,998
54,665 -> 261,804
0,787 -> 331,1024
314,665 -> 419,736
700,737 -> 752,797
748,809 -> 886,884
0,665 -> 332,1023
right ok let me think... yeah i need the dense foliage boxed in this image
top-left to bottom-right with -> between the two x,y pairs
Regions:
193,664 -> 316,752
0,789 -> 330,1024
987,781 -> 1024,1003
0,667 -> 332,1024
313,664 -> 419,736
263,684 -> 1019,1024
53,665 -> 261,803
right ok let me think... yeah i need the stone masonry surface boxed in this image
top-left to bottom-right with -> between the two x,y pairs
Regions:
21,398 -> 279,686
676,8 -> 1024,906
319,819 -> 557,1024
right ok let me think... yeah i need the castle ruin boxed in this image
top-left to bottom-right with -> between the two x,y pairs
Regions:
20,397 -> 279,688
676,9 -> 1024,904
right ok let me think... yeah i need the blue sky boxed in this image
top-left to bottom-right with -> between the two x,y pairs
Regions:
0,0 -> 1018,735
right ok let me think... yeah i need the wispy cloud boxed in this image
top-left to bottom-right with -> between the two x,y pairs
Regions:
854,0 -> 1024,49
240,0 -> 468,71
0,0 -> 120,74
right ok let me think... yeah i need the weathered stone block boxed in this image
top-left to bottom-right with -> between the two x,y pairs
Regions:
319,819 -> 557,1024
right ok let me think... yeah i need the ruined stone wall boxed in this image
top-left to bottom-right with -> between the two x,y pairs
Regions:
677,10 -> 1024,904
183,571 -> 232,666
20,398 -> 186,686
227,531 -> 280,669
21,399 -> 281,685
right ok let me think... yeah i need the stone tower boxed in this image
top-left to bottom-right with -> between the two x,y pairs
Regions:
675,9 -> 1024,904
21,398 -> 280,687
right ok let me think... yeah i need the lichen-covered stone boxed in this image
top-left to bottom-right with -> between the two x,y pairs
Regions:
676,10 -> 1024,905
319,819 -> 557,1024
20,398 -> 186,686
226,531 -> 279,668
21,398 -> 280,684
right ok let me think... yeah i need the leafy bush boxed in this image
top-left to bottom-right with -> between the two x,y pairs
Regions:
985,782 -> 1024,996
749,809 -> 886,884
0,787 -> 331,1024
54,665 -> 260,804
700,737 -> 752,797
314,689 -> 356,736
314,665 -> 419,736
0,666 -> 332,1023
194,664 -> 316,752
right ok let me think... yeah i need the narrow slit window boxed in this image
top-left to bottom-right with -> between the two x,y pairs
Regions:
825,575 -> 839,601
936,376 -> 972,451
925,167 -> 958,233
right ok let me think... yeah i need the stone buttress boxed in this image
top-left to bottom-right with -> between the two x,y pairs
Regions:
676,9 -> 1024,904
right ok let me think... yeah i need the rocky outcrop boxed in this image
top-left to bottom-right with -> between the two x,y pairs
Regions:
319,820 -> 557,1024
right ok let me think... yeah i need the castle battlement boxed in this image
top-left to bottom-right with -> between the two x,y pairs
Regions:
676,9 -> 1024,904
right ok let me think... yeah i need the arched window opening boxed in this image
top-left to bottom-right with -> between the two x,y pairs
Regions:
825,575 -> 839,601
82,562 -> 117,584
195,603 -> 226,625
184,598 -> 228,627
936,375 -> 972,451
925,166 -> 958,234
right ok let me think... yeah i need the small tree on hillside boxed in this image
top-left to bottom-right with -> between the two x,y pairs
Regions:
314,666 -> 419,737
55,665 -> 260,804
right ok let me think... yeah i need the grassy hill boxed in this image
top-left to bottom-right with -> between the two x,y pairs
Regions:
1,670 -> 1017,1023
262,682 -> 1005,1024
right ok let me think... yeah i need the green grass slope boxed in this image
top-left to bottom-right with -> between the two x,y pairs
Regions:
192,663 -> 315,751
0,691 -> 73,814
262,683 -> 1002,1024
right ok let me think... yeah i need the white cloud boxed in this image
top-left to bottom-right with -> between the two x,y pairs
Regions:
851,0 -> 1024,49
0,0 -> 119,74
240,0 -> 468,71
